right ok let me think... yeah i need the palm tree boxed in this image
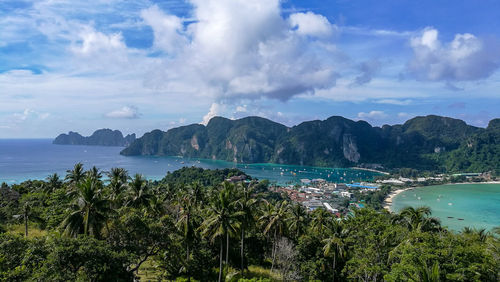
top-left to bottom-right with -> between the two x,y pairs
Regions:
461,227 -> 489,242
17,202 -> 42,237
86,166 -> 103,182
394,206 -> 441,232
200,183 -> 242,282
287,203 -> 308,241
187,181 -> 204,205
107,167 -> 129,204
259,200 -> 289,272
61,177 -> 112,238
415,260 -> 440,282
176,192 -> 196,279
235,182 -> 258,271
323,221 -> 348,282
46,173 -> 63,191
65,163 -> 85,186
310,207 -> 332,237
127,174 -> 153,209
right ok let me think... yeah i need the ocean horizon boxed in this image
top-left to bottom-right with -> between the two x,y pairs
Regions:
0,139 -> 380,185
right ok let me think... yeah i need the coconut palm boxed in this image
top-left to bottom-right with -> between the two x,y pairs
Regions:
107,167 -> 129,204
200,183 -> 242,282
310,207 -> 332,236
323,221 -> 348,282
259,200 -> 289,272
86,166 -> 103,182
17,202 -> 42,237
176,192 -> 196,278
46,173 -> 63,191
61,177 -> 112,238
394,206 -> 441,232
65,163 -> 85,186
126,174 -> 154,209
287,203 -> 308,241
235,182 -> 258,271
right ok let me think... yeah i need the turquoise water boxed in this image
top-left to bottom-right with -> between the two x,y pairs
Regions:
0,139 -> 380,185
391,184 -> 500,231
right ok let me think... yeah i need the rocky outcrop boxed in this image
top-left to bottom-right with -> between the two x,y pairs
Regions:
120,115 -> 493,170
53,129 -> 136,147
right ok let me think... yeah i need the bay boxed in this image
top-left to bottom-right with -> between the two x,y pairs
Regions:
0,139 -> 380,185
391,184 -> 500,231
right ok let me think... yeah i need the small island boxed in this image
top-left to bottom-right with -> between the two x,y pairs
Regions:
53,129 -> 136,147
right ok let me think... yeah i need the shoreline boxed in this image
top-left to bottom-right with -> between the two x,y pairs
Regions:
383,181 -> 500,212
383,188 -> 410,212
351,167 -> 390,175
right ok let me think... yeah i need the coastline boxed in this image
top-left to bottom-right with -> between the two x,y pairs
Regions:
383,181 -> 500,212
383,188 -> 411,212
351,167 -> 390,175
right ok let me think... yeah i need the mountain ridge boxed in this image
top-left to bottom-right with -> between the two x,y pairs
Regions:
53,129 -> 136,147
120,115 -> 498,173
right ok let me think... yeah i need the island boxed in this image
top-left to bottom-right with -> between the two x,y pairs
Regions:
53,129 -> 136,147
121,115 -> 499,174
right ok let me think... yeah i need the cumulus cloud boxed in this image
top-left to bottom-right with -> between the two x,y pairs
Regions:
202,103 -> 225,125
357,110 -> 388,120
140,5 -> 187,54
289,12 -> 336,37
142,0 -> 338,104
105,106 -> 140,119
350,59 -> 381,86
407,27 -> 500,81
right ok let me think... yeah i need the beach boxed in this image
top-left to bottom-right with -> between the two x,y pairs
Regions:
383,188 -> 410,212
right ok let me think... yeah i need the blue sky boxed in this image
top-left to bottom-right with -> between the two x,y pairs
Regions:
1,0 -> 499,138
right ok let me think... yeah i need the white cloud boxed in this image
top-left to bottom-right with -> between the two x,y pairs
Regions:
289,12 -> 335,37
235,105 -> 247,113
357,110 -> 388,120
375,99 -> 413,105
408,27 -> 500,81
10,109 -> 50,123
202,102 -> 225,125
140,5 -> 187,54
142,0 -> 339,102
105,106 -> 140,119
398,112 -> 410,118
72,28 -> 125,55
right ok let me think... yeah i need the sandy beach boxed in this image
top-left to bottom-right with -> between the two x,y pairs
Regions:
383,188 -> 411,212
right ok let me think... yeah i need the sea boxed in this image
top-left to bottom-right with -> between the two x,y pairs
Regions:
391,184 -> 500,231
0,139 -> 380,185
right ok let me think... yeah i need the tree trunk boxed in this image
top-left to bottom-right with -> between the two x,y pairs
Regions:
240,226 -> 245,271
186,244 -> 190,281
332,254 -> 336,282
226,232 -> 230,265
24,215 -> 28,237
219,237 -> 223,282
271,228 -> 277,272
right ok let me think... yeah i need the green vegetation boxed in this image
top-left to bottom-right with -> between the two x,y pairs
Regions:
121,115 -> 499,174
54,129 -> 136,146
1,166 -> 499,281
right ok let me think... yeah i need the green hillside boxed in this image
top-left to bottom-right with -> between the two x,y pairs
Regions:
121,115 -> 498,173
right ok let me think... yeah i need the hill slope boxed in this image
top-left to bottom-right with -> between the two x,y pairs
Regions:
121,115 -> 497,172
54,129 -> 136,147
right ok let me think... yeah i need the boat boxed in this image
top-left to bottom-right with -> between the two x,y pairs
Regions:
458,218 -> 464,221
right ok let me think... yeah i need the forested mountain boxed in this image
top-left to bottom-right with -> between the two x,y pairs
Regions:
54,129 -> 136,146
121,115 -> 498,173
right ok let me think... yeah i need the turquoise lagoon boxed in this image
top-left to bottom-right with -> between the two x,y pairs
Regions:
391,184 -> 500,231
0,139 -> 380,185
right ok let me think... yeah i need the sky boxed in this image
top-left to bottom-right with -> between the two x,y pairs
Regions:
1,0 -> 499,138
